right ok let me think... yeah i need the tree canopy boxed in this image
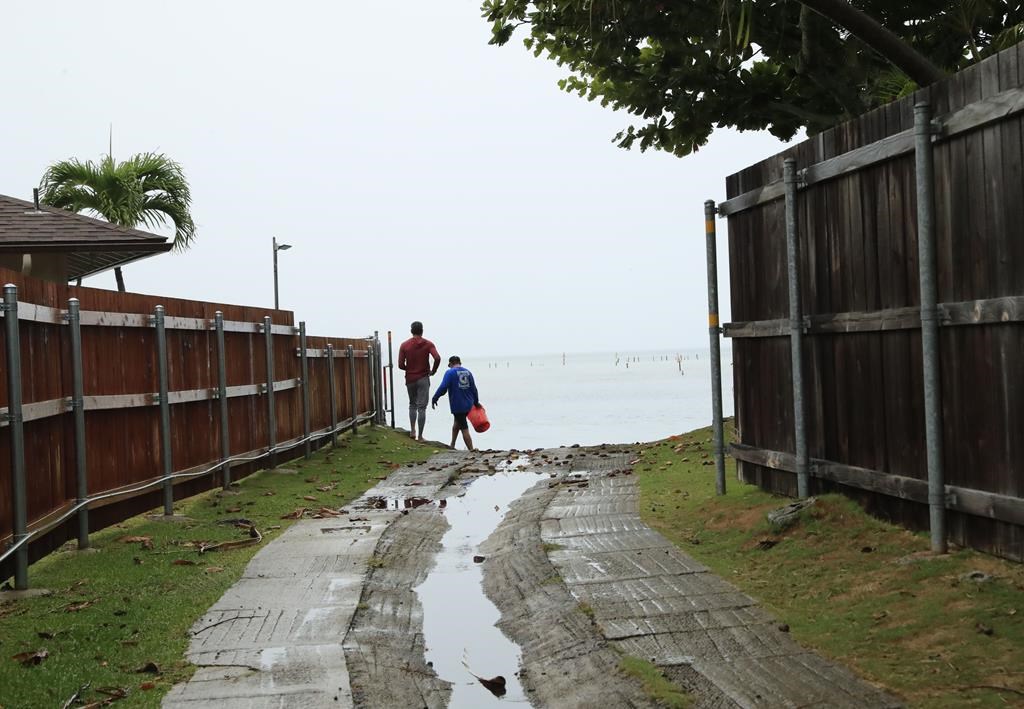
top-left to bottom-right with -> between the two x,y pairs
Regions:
483,0 -> 1024,156
40,152 -> 196,291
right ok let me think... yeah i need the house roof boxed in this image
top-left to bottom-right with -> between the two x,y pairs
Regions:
0,193 -> 173,280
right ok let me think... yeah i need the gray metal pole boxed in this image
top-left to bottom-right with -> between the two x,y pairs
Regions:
215,312 -> 230,489
154,305 -> 173,515
387,330 -> 395,428
4,284 -> 29,589
784,158 -> 810,499
374,334 -> 384,425
348,344 -> 358,435
68,298 -> 89,548
299,322 -> 311,459
327,343 -> 338,446
264,316 -> 277,468
273,237 -> 280,310
367,337 -> 377,427
915,101 -> 947,554
703,201 -> 726,496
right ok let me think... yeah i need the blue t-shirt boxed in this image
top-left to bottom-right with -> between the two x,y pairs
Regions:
431,366 -> 479,414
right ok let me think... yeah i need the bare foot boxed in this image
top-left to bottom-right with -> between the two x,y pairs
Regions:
417,436 -> 426,442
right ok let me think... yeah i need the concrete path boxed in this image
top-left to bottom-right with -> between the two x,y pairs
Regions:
164,445 -> 900,708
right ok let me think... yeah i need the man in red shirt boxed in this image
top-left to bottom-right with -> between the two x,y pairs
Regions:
397,321 -> 441,441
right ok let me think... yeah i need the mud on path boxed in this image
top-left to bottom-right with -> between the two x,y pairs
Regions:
166,445 -> 900,709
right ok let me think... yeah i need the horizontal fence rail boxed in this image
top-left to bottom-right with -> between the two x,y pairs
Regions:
0,268 -> 391,588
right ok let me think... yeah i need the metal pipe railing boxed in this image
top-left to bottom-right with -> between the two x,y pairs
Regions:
0,410 -> 376,570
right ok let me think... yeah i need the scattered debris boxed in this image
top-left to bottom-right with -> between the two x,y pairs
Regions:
63,599 -> 97,612
961,570 -> 994,584
976,622 -> 994,636
11,649 -> 48,666
767,498 -> 816,531
281,508 -> 307,520
134,661 -> 160,674
60,682 -> 89,709
172,559 -> 196,566
756,539 -> 778,551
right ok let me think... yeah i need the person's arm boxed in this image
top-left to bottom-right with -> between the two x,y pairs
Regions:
397,343 -> 408,371
431,370 -> 451,407
429,344 -> 441,376
470,373 -> 480,407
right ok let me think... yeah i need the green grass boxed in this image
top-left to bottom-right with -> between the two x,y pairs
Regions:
636,424 -> 1024,708
0,427 -> 433,709
619,655 -> 693,708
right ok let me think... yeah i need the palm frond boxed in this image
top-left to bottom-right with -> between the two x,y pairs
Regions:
38,151 -> 197,250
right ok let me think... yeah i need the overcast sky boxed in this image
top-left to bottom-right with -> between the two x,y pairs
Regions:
2,1 -> 793,357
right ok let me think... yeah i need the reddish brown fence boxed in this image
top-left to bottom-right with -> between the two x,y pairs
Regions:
720,42 -> 1024,560
1,267 -> 383,583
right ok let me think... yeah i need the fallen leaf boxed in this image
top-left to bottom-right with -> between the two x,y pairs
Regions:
140,682 -> 156,690
302,496 -> 318,502
263,491 -> 276,496
135,661 -> 160,674
172,559 -> 196,566
64,600 -> 96,612
225,506 -> 242,513
11,649 -> 48,666
281,508 -> 307,520
118,536 -> 151,544
36,631 -> 57,639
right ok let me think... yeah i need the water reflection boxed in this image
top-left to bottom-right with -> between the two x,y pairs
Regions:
415,468 -> 541,707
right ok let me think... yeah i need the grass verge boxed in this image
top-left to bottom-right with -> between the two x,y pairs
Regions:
636,423 -> 1024,708
618,655 -> 693,708
0,426 -> 433,709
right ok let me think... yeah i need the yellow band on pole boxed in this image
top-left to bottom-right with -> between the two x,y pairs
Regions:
705,219 -> 715,234
709,314 -> 719,327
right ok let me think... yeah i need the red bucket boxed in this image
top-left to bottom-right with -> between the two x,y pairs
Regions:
467,404 -> 490,433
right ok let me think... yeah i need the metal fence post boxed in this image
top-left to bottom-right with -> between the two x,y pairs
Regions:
703,201 -> 726,496
299,322 -> 311,459
387,330 -> 395,428
154,305 -> 173,515
4,284 -> 29,589
264,316 -> 277,468
367,337 -> 377,427
348,344 -> 358,435
327,343 -> 338,446
784,158 -> 810,499
215,312 -> 230,489
68,298 -> 89,548
915,100 -> 947,554
374,333 -> 384,425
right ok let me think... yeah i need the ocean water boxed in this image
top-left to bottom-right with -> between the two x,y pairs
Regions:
394,349 -> 733,451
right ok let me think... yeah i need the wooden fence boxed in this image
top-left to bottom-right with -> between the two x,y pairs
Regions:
0,267 -> 384,583
720,42 -> 1024,560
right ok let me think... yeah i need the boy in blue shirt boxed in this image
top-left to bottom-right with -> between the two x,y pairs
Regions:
431,355 -> 480,451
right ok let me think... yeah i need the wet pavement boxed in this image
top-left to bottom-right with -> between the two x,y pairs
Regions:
164,444 -> 900,709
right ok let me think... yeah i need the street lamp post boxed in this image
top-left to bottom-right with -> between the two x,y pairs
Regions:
273,237 -> 292,309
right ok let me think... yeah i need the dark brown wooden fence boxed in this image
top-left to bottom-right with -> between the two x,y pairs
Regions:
0,267 -> 381,581
721,42 -> 1024,560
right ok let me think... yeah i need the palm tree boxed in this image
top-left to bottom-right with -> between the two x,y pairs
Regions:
39,152 -> 196,292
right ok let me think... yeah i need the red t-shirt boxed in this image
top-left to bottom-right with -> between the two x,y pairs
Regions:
398,336 -> 440,384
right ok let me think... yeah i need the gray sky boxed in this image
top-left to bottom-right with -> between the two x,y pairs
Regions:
3,1 -> 792,357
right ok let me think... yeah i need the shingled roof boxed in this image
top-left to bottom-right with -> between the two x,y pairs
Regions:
0,193 -> 172,280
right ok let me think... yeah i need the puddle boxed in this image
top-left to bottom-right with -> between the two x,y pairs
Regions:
361,496 -> 433,510
415,466 -> 541,707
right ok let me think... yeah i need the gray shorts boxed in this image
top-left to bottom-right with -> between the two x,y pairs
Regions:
407,377 -> 430,411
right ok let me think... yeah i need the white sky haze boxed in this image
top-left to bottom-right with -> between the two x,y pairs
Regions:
2,1 -> 795,357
